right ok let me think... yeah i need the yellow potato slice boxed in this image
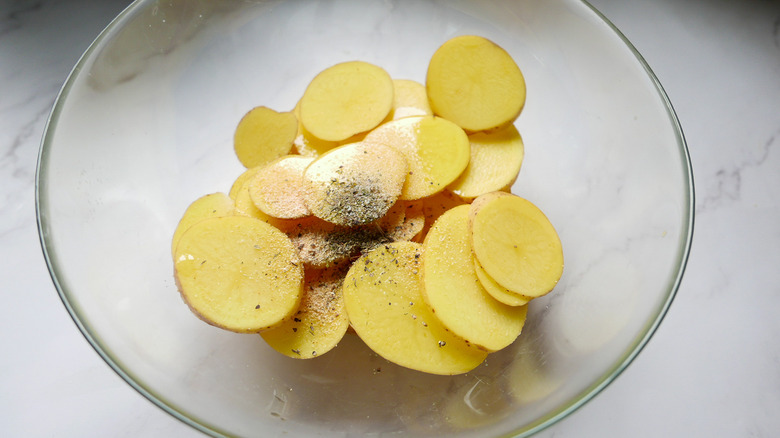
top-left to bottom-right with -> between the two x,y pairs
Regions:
469,192 -> 563,298
229,165 -> 264,200
302,142 -> 407,226
378,200 -> 425,242
343,241 -> 488,375
171,192 -> 234,256
420,189 -> 468,242
174,216 -> 303,333
261,264 -> 350,358
422,204 -> 527,352
233,180 -> 277,223
448,125 -> 525,199
292,100 -> 341,157
282,216 -> 387,269
390,79 -> 433,120
426,35 -> 526,133
473,258 -> 531,307
234,106 -> 297,168
299,61 -> 394,142
363,116 -> 470,200
248,155 -> 314,219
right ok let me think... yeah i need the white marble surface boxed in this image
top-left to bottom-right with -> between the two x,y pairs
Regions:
2,0 -> 779,436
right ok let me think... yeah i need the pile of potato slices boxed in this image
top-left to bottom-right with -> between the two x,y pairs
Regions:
172,35 -> 563,375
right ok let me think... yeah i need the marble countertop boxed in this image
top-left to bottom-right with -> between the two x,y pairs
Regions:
2,0 -> 778,436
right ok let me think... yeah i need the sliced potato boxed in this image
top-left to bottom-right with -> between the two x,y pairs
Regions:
420,189 -> 468,241
302,142 -> 407,226
449,125 -> 525,199
422,204 -> 527,352
248,155 -> 314,219
363,116 -> 470,200
390,79 -> 433,120
171,192 -> 234,256
292,100 -> 341,157
234,106 -> 297,168
378,200 -> 425,242
282,216 -> 388,269
174,216 -> 303,333
426,35 -> 526,132
229,165 -> 264,200
343,241 -> 488,375
261,264 -> 350,358
300,61 -> 394,142
233,180 -> 276,223
469,192 -> 563,298
473,258 -> 531,307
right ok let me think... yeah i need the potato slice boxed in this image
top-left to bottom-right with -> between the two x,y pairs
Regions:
473,258 -> 531,307
234,106 -> 297,168
343,241 -> 488,375
426,35 -> 526,132
363,116 -> 470,200
233,180 -> 277,223
299,61 -> 394,142
378,200 -> 425,242
248,155 -> 314,219
302,142 -> 407,226
469,192 -> 563,298
390,79 -> 433,120
282,216 -> 388,269
229,165 -> 264,200
261,264 -> 350,358
448,125 -> 525,199
420,189 -> 468,241
171,192 -> 234,256
292,100 -> 341,157
174,216 -> 303,333
422,204 -> 527,351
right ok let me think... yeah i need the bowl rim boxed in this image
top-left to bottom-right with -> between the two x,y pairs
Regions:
35,0 -> 694,436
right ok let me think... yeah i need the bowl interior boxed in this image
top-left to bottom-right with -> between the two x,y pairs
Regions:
38,0 -> 692,436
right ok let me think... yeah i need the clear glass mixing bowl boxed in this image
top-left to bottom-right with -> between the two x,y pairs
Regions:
37,0 -> 693,436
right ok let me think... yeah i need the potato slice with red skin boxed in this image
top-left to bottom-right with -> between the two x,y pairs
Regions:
363,116 -> 470,200
171,192 -> 234,256
469,192 -> 563,298
261,264 -> 350,359
248,155 -> 314,219
234,106 -> 297,168
448,125 -> 525,199
343,241 -> 488,375
422,204 -> 527,352
300,61 -> 394,142
302,142 -> 407,226
473,258 -> 531,307
426,35 -> 526,133
174,216 -> 303,333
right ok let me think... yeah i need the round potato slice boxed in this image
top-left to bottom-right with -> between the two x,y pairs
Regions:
302,142 -> 407,226
426,35 -> 526,133
234,106 -> 297,168
300,61 -> 394,142
363,116 -> 470,200
171,192 -> 234,256
248,155 -> 314,219
229,165 -> 264,200
448,125 -> 525,199
469,192 -> 563,298
174,216 -> 303,333
261,264 -> 350,359
390,79 -> 433,120
343,241 -> 488,375
473,258 -> 531,307
422,204 -> 527,352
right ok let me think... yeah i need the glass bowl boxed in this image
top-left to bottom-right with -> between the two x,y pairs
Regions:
36,0 -> 693,436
